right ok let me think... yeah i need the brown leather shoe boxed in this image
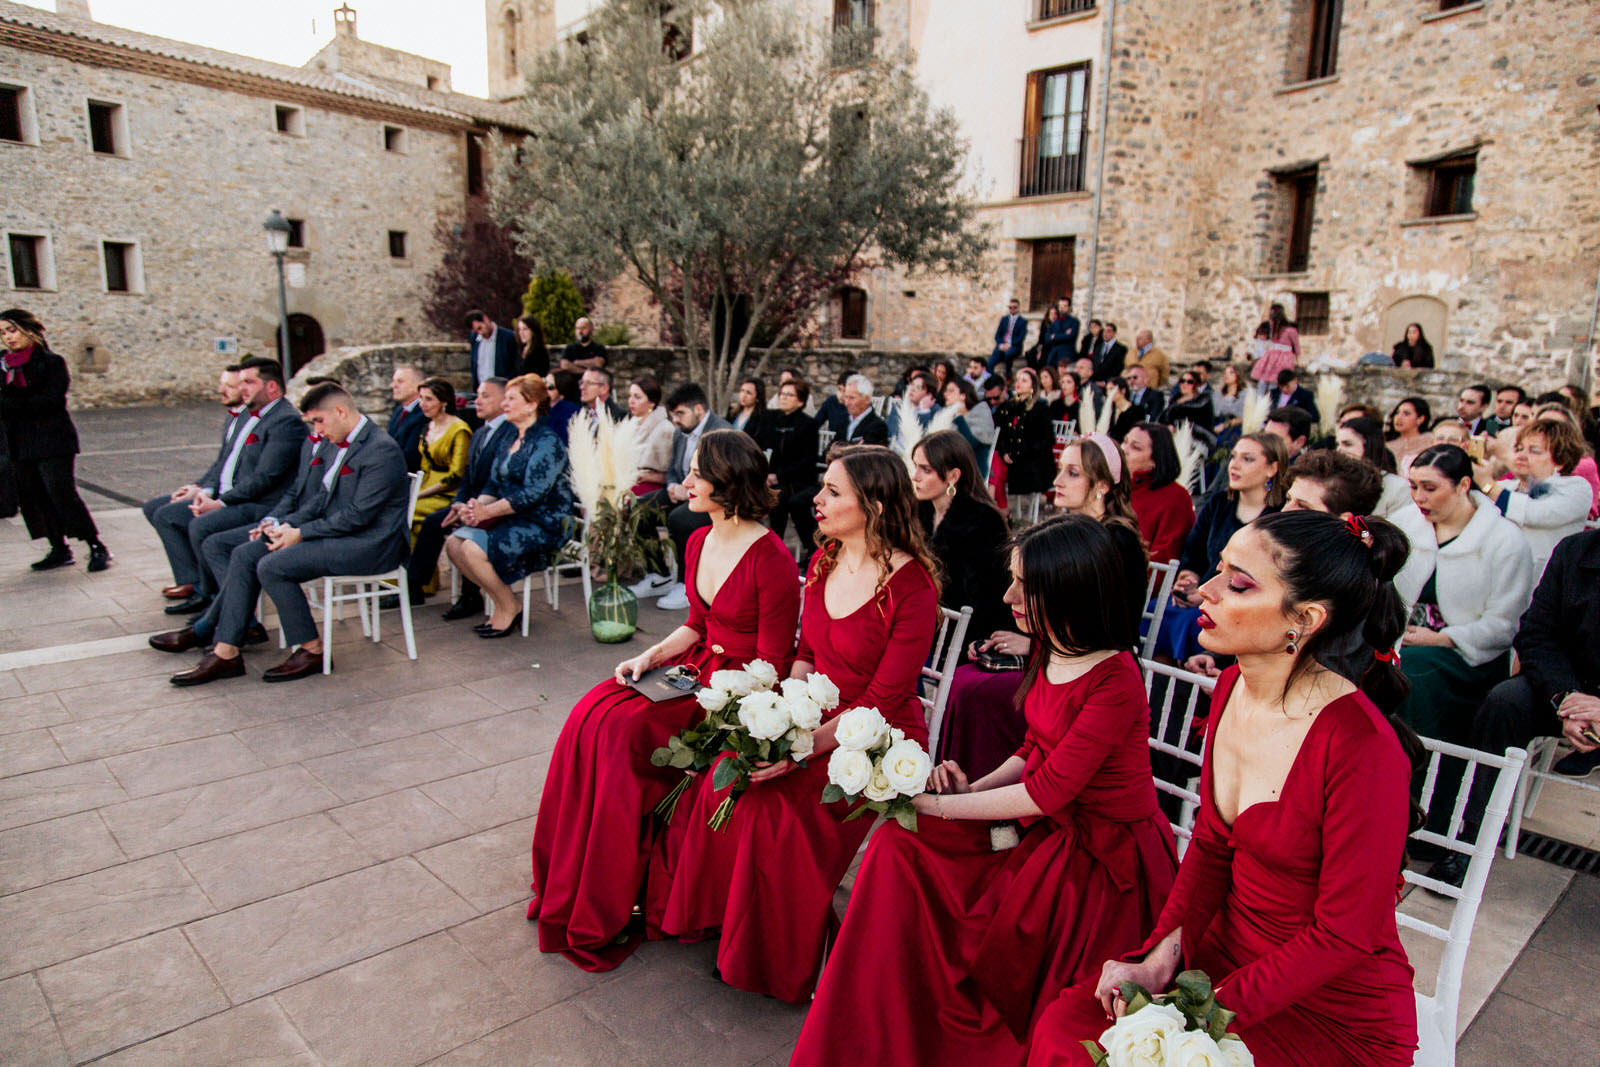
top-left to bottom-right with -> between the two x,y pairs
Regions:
262,647 -> 326,683
149,627 -> 205,654
170,651 -> 245,687
162,584 -> 195,600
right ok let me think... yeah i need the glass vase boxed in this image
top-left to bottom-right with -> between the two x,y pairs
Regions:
589,578 -> 638,643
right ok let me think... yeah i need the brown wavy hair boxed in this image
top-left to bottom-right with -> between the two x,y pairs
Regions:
812,445 -> 942,600
694,429 -> 776,519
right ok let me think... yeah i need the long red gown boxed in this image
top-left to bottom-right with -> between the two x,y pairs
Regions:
792,651 -> 1177,1067
1028,667 -> 1418,1067
528,526 -> 799,971
645,554 -> 939,1003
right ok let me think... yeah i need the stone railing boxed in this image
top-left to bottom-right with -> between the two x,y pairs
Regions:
289,343 -> 469,418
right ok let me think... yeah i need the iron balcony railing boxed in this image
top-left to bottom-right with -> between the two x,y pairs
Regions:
1018,131 -> 1089,197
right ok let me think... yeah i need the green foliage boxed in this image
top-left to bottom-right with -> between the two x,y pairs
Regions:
584,497 -> 668,582
592,321 -> 634,347
522,271 -> 586,346
1082,970 -> 1242,1063
496,0 -> 985,408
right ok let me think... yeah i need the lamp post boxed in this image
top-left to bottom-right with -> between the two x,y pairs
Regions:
263,209 -> 292,383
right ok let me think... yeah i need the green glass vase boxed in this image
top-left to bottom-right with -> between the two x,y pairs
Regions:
589,578 -> 638,643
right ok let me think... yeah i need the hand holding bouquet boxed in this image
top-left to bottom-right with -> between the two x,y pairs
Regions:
820,706 -> 935,832
1085,970 -> 1252,1067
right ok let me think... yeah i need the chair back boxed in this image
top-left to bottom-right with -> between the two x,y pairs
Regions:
816,428 -> 836,470
1398,739 -> 1527,1066
1051,419 -> 1076,445
1138,657 -> 1216,858
1141,558 -> 1179,659
869,395 -> 888,417
402,471 -> 423,532
920,605 -> 973,757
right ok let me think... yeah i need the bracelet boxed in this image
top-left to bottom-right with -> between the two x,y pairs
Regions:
936,794 -> 946,819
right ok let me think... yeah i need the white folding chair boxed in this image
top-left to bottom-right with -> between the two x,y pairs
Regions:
920,605 -> 973,757
1400,739 -> 1527,1066
1141,558 -> 1180,660
450,511 -> 595,636
1050,419 -> 1076,447
816,428 -> 835,472
869,395 -> 888,417
1503,735 -> 1600,859
1138,658 -> 1215,858
312,471 -> 422,675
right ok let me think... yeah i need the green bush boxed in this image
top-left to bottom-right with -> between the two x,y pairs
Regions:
593,322 -> 634,347
523,272 -> 586,345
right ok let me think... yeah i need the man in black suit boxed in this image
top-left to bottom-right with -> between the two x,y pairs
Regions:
1090,321 -> 1127,382
1270,369 -> 1320,425
559,318 -> 609,370
159,359 -> 304,616
987,298 -> 1029,376
143,365 -> 247,600
1125,365 -> 1165,422
1265,405 -> 1313,460
786,373 -> 886,561
466,310 -> 519,390
634,383 -> 731,610
387,365 -> 428,473
1078,318 -> 1102,364
580,367 -> 628,423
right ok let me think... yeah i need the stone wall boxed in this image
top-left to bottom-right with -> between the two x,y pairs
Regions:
289,342 -> 468,418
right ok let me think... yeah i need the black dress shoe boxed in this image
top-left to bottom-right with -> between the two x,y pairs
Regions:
149,627 -> 205,654
86,543 -> 111,572
165,594 -> 213,616
378,594 -> 400,611
442,598 -> 485,621
241,622 -> 270,646
477,613 -> 522,639
262,647 -> 325,682
1426,852 -> 1468,890
31,546 -> 73,571
171,651 -> 246,687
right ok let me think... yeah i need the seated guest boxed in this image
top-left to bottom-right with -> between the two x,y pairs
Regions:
1159,370 -> 1213,433
1336,415 -> 1411,518
1386,395 -> 1434,472
159,382 -> 411,684
1532,405 -> 1600,518
387,365 -> 428,472
1124,366 -> 1164,422
1431,417 -> 1471,449
641,383 -> 731,609
1392,321 -> 1435,369
1031,511 -> 1422,1066
410,378 -> 514,615
1270,368 -> 1319,423
530,430 -> 800,970
911,430 -> 1011,657
625,376 -> 674,495
1036,364 -> 1064,407
1264,404 -> 1312,460
409,377 -> 470,553
1211,363 -> 1247,437
726,376 -> 770,437
963,356 -> 989,387
1474,417 -> 1590,578
546,371 -> 582,444
1128,328 -> 1170,388
930,359 -> 956,398
887,371 -> 941,441
444,375 -> 576,638
1157,432 -> 1287,663
793,515 -> 1176,1067
994,368 -> 1056,517
942,376 -> 996,467
1124,423 -> 1195,564
787,374 -> 886,559
1097,376 -> 1143,441
814,370 -> 852,436
760,376 -> 820,545
766,366 -> 817,415
579,366 -> 627,423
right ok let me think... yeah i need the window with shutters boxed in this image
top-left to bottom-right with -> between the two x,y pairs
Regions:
1019,63 -> 1089,197
1294,291 -> 1330,335
1028,239 -> 1076,313
839,287 -> 867,340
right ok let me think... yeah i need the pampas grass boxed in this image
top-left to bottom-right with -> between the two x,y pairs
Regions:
566,408 -> 641,515
1172,421 -> 1204,494
1241,389 -> 1270,435
1078,390 -> 1096,440
1313,374 -> 1344,434
891,396 -> 960,471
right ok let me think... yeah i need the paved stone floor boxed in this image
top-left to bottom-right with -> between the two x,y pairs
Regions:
0,403 -> 1592,1064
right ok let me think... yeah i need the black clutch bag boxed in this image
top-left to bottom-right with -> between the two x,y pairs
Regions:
624,664 -> 703,703
976,649 -> 1026,673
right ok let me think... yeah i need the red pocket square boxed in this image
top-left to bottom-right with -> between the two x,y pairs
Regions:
310,456 -> 324,466
245,433 -> 260,445
339,464 -> 355,476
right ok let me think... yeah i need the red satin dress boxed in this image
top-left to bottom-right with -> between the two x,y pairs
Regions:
646,554 -> 939,1003
1028,667 -> 1418,1067
793,651 -> 1177,1067
528,526 -> 799,971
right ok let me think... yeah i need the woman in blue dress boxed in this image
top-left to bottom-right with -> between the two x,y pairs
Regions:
444,374 -> 575,638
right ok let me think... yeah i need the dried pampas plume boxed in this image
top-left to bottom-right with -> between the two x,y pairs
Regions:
892,396 -> 960,471
1313,374 -> 1344,434
567,409 -> 642,515
1172,421 -> 1204,494
1241,389 -> 1270,435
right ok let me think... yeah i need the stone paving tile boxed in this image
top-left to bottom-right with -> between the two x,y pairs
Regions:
320,684 -> 507,748
0,810 -> 126,895
53,673 -> 215,722
99,764 -> 341,858
1497,943 -> 1600,1029
463,669 -> 548,712
15,648 -> 176,694
428,1001 -> 623,1065
176,813 -> 370,911
0,670 -> 23,700
36,928 -> 230,1063
234,712 -> 359,766
0,691 -> 72,735
327,787 -> 474,862
276,933 -> 529,1067
1527,872 -> 1600,965
0,972 -> 71,1066
50,701 -> 248,763
0,853 -> 213,978
446,904 -> 624,1016
434,704 -> 566,764
302,733 -> 483,803
0,759 -> 127,832
0,616 -> 131,655
0,727 -> 66,777
184,858 -> 476,1002
104,732 -> 268,798
420,753 -> 548,830
416,818 -> 537,913
95,998 -> 317,1066
1458,989 -> 1600,1066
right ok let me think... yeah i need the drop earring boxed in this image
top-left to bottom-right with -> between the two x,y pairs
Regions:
1265,476 -> 1275,493
1285,629 -> 1299,655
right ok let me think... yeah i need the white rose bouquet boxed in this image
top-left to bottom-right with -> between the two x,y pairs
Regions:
649,661 -> 840,829
1084,971 -> 1252,1067
820,707 -> 935,832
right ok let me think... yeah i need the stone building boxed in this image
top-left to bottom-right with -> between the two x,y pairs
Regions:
1,0 -> 523,404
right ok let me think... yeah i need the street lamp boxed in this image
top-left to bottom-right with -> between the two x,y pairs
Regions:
263,209 -> 292,383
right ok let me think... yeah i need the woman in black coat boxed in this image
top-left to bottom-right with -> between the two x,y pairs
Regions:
0,309 -> 108,571
994,367 -> 1056,498
910,430 -> 1011,659
758,377 -> 821,542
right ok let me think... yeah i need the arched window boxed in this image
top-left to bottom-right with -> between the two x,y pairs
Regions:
502,8 -> 520,80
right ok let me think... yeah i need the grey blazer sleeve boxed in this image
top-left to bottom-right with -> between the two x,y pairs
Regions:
297,433 -> 409,542
221,404 -> 304,506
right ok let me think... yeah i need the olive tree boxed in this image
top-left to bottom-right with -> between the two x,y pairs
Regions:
494,0 -> 985,407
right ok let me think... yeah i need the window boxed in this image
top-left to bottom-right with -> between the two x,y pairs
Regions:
86,100 -> 127,155
101,240 -> 142,293
838,286 -> 867,340
1274,167 -> 1318,272
1029,239 -> 1076,312
387,230 -> 408,259
502,7 -> 520,81
661,3 -> 693,61
383,124 -> 406,153
1422,152 -> 1476,217
466,132 -> 485,196
832,0 -> 874,65
1020,63 -> 1090,197
1302,0 -> 1342,81
1,83 -> 38,144
286,218 -> 306,249
1294,291 -> 1330,335
274,104 -> 305,136
1037,0 -> 1096,18
1438,0 -> 1476,8
426,75 -> 440,91
6,233 -> 54,290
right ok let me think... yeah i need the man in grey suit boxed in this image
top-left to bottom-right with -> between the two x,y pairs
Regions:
630,382 -> 729,610
161,383 -> 411,685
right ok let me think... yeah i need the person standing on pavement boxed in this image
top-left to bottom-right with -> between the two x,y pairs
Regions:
0,308 -> 110,572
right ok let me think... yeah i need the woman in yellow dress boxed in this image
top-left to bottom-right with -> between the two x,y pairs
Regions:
412,377 -> 471,592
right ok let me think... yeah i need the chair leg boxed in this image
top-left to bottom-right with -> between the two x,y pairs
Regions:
522,577 -> 532,637
322,578 -> 333,675
396,569 -> 417,661
544,567 -> 558,612
1524,740 -> 1560,819
370,584 -> 382,643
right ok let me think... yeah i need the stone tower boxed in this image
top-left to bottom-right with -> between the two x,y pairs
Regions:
485,0 -> 556,100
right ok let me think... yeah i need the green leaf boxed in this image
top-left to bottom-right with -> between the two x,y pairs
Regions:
1079,1041 -> 1109,1067
820,783 -> 845,805
841,803 -> 868,822
1120,983 -> 1153,1015
757,739 -> 771,762
711,758 -> 743,792
669,747 -> 695,770
892,805 -> 918,832
649,747 -> 673,767
1173,970 -> 1213,1004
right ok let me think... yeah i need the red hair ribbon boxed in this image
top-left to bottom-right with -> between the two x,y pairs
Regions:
1374,647 -> 1400,664
1344,513 -> 1372,545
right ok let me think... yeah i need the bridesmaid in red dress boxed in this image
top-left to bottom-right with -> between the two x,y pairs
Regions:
647,445 -> 940,1003
528,430 -> 799,970
793,514 -> 1177,1067
1029,510 -> 1423,1066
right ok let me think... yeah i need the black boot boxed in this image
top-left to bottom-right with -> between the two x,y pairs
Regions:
86,541 -> 111,573
31,543 -> 73,571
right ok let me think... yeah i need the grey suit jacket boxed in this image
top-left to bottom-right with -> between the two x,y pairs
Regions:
204,399 -> 305,506
667,412 -> 732,486
265,434 -> 336,527
196,408 -> 247,488
295,420 -> 411,571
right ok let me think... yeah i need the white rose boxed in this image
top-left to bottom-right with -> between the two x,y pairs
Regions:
780,677 -> 811,704
1216,1037 -> 1254,1067
806,672 -> 841,710
827,748 -> 873,795
788,728 -> 814,761
879,739 -> 933,797
1165,1029 -> 1229,1067
863,761 -> 897,802
786,693 -> 823,730
833,706 -> 889,752
1095,1003 -> 1185,1067
696,687 -> 732,712
889,727 -> 905,744
736,690 -> 792,741
744,659 -> 779,690
709,669 -> 756,697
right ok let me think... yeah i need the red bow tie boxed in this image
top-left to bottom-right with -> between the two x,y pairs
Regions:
334,439 -> 350,449
308,433 -> 323,443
